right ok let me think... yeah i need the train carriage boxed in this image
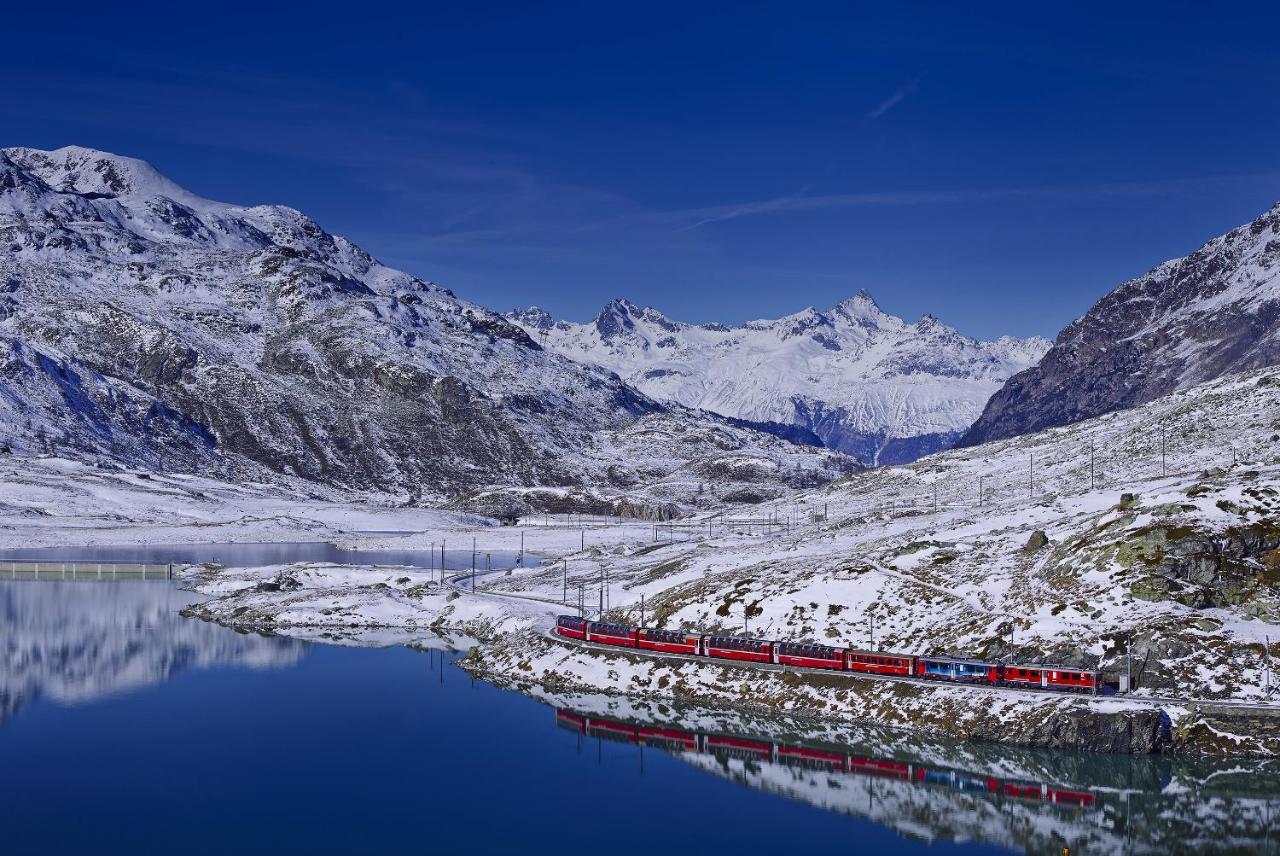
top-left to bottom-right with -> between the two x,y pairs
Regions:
775,744 -> 846,771
776,641 -> 844,670
1041,666 -> 1099,694
846,649 -> 915,677
703,634 -> 775,664
585,621 -> 638,648
704,734 -> 775,761
847,756 -> 914,781
555,615 -> 588,640
634,724 -> 699,752
636,627 -> 701,656
917,655 -> 996,683
995,663 -> 1043,688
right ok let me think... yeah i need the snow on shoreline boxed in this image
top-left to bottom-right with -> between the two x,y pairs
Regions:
3,366 -> 1280,754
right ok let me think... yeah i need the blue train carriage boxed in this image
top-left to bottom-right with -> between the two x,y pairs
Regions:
915,655 -> 996,683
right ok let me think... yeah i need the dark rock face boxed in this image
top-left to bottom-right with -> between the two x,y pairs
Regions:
1121,521 -> 1280,619
961,203 -> 1280,446
1003,707 -> 1170,754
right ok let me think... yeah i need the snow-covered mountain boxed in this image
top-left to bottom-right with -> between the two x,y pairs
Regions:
961,202 -> 1280,446
0,146 -> 853,503
508,294 -> 1048,465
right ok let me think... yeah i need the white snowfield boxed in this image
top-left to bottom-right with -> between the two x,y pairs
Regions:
48,365 -> 1257,743
509,294 -> 1048,464
467,367 -> 1280,708
1,370 -> 1277,754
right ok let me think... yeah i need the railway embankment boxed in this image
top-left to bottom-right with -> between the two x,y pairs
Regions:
462,634 -> 1280,757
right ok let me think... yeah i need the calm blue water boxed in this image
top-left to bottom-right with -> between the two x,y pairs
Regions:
0,541 -> 523,570
1,580 -> 1276,854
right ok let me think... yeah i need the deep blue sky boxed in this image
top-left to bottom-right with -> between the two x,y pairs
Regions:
4,2 -> 1279,339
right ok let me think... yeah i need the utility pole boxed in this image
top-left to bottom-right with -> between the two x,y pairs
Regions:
1090,440 -> 1096,490
519,531 -> 524,567
640,594 -> 645,627
1126,635 -> 1133,694
563,559 -> 568,603
1267,635 -> 1272,697
1161,423 -> 1167,478
869,614 -> 875,651
471,541 -> 476,590
580,529 -> 584,552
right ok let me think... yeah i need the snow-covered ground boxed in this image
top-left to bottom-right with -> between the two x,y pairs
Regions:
5,366 -> 1280,753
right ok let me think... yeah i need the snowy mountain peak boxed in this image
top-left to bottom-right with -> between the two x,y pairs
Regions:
0,144 -> 854,502
962,201 -> 1280,445
507,297 -> 1050,465
509,305 -> 555,330
3,145 -> 212,208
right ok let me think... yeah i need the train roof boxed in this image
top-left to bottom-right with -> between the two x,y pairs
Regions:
847,648 -> 915,659
918,655 -> 997,667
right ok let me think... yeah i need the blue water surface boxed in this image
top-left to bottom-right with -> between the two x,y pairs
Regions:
0,611 -> 1011,855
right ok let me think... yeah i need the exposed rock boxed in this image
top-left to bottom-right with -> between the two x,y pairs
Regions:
961,202 -> 1280,446
0,145 -> 856,500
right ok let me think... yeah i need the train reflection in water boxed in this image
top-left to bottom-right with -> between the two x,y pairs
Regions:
554,708 -> 1095,810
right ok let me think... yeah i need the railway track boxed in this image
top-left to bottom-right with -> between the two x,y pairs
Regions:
444,564 -> 1280,713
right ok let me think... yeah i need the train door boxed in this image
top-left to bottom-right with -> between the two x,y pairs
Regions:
1041,671 -> 1049,688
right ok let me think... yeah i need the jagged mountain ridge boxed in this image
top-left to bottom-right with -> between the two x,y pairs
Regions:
961,202 -> 1280,445
0,146 -> 852,501
509,293 -> 1048,465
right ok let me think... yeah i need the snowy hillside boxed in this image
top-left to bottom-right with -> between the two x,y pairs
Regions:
962,202 -> 1280,445
0,146 -> 851,503
509,294 -> 1048,465
458,365 -> 1280,711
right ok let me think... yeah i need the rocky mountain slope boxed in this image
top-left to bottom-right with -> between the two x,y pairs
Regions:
0,146 -> 851,504
509,294 -> 1048,465
456,365 -> 1280,711
961,202 -> 1280,446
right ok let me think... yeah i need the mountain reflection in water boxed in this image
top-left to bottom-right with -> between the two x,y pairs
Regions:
550,696 -> 1280,854
0,580 -> 304,726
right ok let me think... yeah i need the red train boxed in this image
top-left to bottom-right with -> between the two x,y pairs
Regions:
554,615 -> 1099,695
